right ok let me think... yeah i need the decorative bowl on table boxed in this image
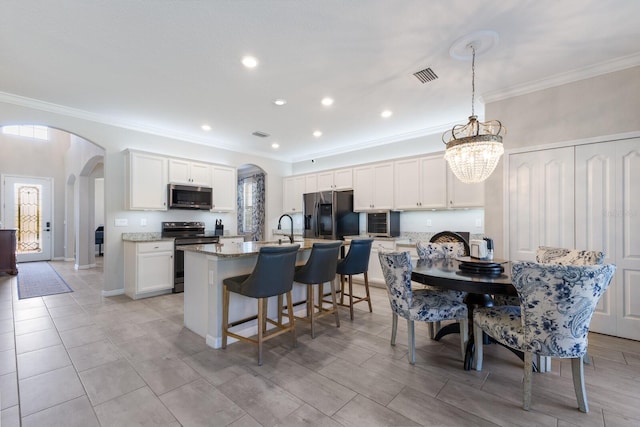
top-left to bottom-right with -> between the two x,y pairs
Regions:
456,256 -> 508,276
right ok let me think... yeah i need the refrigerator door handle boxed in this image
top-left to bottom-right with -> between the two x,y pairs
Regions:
315,201 -> 320,237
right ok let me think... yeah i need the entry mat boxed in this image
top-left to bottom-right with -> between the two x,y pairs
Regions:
17,262 -> 73,299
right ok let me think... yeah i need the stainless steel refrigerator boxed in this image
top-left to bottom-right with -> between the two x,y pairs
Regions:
303,190 -> 359,240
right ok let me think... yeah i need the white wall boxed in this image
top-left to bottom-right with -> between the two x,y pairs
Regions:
94,177 -> 104,227
0,128 -> 70,258
484,66 -> 640,257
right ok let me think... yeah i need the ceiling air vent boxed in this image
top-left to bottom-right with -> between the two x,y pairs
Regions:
252,131 -> 270,138
413,67 -> 438,84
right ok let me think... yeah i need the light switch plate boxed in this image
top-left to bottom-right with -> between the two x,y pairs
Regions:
114,218 -> 128,227
140,218 -> 147,226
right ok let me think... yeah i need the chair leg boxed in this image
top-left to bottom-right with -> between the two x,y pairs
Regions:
571,357 -> 589,413
348,275 -> 354,320
407,319 -> 416,364
523,352 -> 533,411
222,285 -> 229,349
459,318 -> 469,362
308,284 -> 316,338
286,291 -> 297,347
257,298 -> 265,366
277,294 -> 283,324
340,274 -> 345,305
391,313 -> 398,346
364,272 -> 372,313
473,321 -> 483,371
427,322 -> 435,339
330,277 -> 340,328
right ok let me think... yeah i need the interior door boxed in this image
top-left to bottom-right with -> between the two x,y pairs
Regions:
508,147 -> 574,262
2,175 -> 53,262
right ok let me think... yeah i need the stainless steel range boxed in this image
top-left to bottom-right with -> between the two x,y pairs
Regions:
161,221 -> 220,293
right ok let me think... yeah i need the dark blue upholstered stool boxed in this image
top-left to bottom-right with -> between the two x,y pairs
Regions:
291,241 -> 342,338
222,244 -> 299,365
337,239 -> 373,320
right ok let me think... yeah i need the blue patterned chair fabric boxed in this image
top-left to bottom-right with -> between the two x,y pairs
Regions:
379,251 -> 468,364
493,246 -> 606,307
473,261 -> 616,412
536,246 -> 605,265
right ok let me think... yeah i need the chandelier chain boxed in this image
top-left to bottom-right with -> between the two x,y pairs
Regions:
471,45 -> 476,117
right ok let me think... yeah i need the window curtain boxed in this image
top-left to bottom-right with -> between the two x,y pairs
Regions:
237,173 -> 265,241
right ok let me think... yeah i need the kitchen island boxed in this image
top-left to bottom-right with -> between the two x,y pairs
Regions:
180,239 -> 339,349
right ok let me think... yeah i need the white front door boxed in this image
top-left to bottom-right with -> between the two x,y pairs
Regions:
2,175 -> 53,262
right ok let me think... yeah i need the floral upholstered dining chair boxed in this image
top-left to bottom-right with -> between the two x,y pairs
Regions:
493,246 -> 605,307
473,261 -> 616,412
416,241 -> 468,338
379,251 -> 469,364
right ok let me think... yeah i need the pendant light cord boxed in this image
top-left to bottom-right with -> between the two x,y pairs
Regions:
471,45 -> 476,117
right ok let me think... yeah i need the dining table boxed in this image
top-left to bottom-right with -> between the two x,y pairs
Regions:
411,257 -> 519,370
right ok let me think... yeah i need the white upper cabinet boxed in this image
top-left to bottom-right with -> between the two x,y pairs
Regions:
447,169 -> 485,208
168,159 -> 212,186
125,150 -> 168,211
394,156 -> 448,210
305,174 -> 318,194
317,168 -> 353,191
211,165 -> 236,212
353,162 -> 394,211
283,175 -> 307,213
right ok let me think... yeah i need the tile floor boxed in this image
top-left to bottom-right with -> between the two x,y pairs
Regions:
1,260 -> 639,426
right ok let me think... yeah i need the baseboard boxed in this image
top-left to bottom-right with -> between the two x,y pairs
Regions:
102,288 -> 124,297
74,263 -> 96,270
64,257 -> 75,262
51,257 -> 66,261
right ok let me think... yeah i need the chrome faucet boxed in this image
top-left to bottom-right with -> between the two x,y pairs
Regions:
277,214 -> 294,244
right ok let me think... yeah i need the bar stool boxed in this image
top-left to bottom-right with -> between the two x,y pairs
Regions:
222,244 -> 299,365
291,241 -> 342,338
337,239 -> 373,320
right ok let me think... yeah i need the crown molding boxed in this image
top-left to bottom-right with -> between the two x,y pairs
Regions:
483,52 -> 640,103
291,122 -> 455,162
0,91 -> 270,154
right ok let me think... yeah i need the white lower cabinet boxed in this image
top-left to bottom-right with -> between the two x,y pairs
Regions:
124,241 -> 174,299
367,240 -> 396,286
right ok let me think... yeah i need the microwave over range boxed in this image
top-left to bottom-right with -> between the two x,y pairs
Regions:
168,184 -> 212,210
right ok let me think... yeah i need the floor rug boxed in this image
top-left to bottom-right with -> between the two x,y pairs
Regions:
17,262 -> 74,299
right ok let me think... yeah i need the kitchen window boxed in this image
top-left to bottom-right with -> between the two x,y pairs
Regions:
240,177 -> 255,233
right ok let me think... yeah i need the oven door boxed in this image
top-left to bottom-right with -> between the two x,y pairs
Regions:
173,236 -> 219,293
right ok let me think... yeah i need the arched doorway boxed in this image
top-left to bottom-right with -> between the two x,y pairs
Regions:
0,124 -> 105,270
237,164 -> 266,241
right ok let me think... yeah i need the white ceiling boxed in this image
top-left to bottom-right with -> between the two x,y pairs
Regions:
2,0 -> 639,162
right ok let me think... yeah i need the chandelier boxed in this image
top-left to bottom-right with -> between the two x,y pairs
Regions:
443,41 -> 505,184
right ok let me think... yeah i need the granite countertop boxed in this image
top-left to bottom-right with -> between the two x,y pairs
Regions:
179,238 -> 342,258
122,232 -> 174,242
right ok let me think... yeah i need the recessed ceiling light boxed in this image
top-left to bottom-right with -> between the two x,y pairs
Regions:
313,131 -> 322,137
321,97 -> 334,106
271,143 -> 280,149
201,124 -> 211,131
381,110 -> 393,118
242,56 -> 258,68
273,99 -> 287,106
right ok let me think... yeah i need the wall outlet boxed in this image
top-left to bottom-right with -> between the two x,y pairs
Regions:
114,218 -> 128,227
475,218 -> 482,227
140,218 -> 147,226
426,219 -> 432,227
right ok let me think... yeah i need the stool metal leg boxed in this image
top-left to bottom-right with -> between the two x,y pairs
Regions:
364,272 -> 372,313
330,277 -> 340,328
348,275 -> 354,320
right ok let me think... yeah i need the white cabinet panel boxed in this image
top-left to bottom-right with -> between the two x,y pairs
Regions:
447,169 -> 484,208
124,241 -> 174,299
317,168 -> 353,191
169,159 -> 211,186
394,156 -> 448,210
283,176 -> 306,213
354,162 -> 394,211
125,151 -> 168,211
211,165 -> 236,212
